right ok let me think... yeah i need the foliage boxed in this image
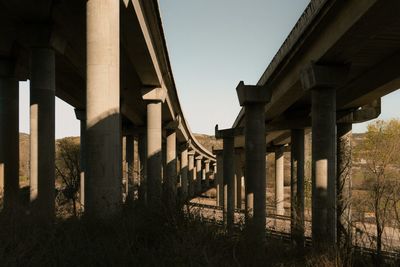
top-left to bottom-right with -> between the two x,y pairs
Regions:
355,119 -> 400,262
55,137 -> 81,217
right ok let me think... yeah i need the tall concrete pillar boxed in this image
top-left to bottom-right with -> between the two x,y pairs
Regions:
138,130 -> 147,203
30,47 -> 56,221
75,109 -> 86,210
223,137 -> 235,230
188,151 -> 195,197
290,129 -> 305,246
236,82 -> 271,244
180,143 -> 189,200
0,59 -> 19,211
214,149 -> 224,207
301,63 -> 348,247
204,160 -> 210,188
275,146 -> 285,216
195,156 -> 203,195
337,123 -> 352,247
126,135 -> 134,201
142,87 -> 166,207
86,0 -> 121,218
165,129 -> 177,203
235,151 -> 243,210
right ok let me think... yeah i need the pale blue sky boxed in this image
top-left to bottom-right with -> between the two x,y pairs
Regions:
18,1 -> 400,138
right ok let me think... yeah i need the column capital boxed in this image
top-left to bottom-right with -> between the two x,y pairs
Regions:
164,115 -> 181,130
236,81 -> 271,106
300,62 -> 349,91
212,146 -> 223,155
188,150 -> 195,156
74,108 -> 86,121
215,124 -> 243,139
204,159 -> 211,164
195,155 -> 203,161
141,87 -> 167,102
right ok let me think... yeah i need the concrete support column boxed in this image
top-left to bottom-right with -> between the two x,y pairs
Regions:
236,82 -> 270,244
0,59 -> 19,211
204,160 -> 210,188
146,101 -> 162,206
30,47 -> 56,221
214,149 -> 224,207
337,123 -> 352,247
301,63 -> 348,247
126,135 -> 134,201
86,0 -> 121,218
188,151 -> 195,197
138,131 -> 147,203
75,109 -> 86,210
234,151 -> 243,210
275,146 -> 285,216
290,129 -> 305,246
165,129 -> 177,204
180,144 -> 189,200
222,137 -> 235,230
195,156 -> 203,195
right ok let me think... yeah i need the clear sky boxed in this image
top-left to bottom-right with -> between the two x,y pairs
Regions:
18,0 -> 400,138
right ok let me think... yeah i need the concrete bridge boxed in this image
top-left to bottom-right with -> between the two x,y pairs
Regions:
1,0 -> 399,252
0,0 -> 215,220
214,0 -> 400,248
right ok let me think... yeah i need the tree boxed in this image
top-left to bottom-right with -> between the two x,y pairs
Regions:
357,119 -> 400,263
55,137 -> 81,216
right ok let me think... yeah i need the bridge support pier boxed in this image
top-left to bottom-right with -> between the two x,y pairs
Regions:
235,151 -> 243,210
236,81 -> 271,244
204,160 -> 210,188
214,149 -> 224,207
86,0 -> 121,218
188,151 -> 195,197
0,59 -> 19,211
222,136 -> 235,230
165,129 -> 177,205
75,109 -> 86,210
290,129 -> 305,246
180,143 -> 189,200
337,122 -> 352,248
301,63 -> 348,247
30,47 -> 56,222
275,146 -> 285,216
195,156 -> 202,195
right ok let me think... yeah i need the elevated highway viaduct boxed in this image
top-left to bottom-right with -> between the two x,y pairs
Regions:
215,0 -> 400,248
0,0 -> 215,220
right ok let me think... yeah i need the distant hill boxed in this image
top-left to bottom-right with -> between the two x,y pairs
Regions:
193,133 -> 222,152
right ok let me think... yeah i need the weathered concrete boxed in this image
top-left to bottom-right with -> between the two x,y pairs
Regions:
75,109 -> 86,210
180,143 -> 189,200
165,129 -> 177,203
223,136 -> 235,230
301,63 -> 348,247
188,151 -> 195,197
290,129 -> 305,246
275,146 -> 285,216
146,101 -> 162,206
236,82 -> 271,244
337,122 -> 352,248
0,59 -> 19,211
30,47 -> 56,222
195,156 -> 203,195
234,151 -> 243,210
204,160 -> 210,188
86,0 -> 121,218
214,149 -> 224,207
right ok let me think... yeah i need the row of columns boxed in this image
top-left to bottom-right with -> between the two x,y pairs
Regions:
0,2 -> 215,221
214,64 -> 352,248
